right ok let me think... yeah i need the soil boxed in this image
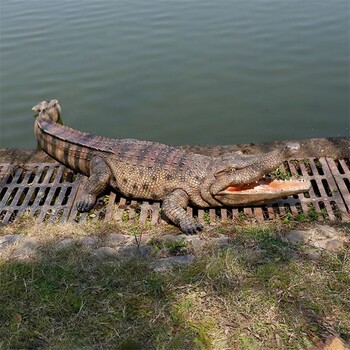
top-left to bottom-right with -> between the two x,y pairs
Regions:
0,136 -> 349,163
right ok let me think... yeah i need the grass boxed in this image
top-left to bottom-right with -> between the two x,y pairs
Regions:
0,220 -> 349,349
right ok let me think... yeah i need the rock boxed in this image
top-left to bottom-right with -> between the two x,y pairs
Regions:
78,236 -> 99,247
159,234 -> 182,243
12,237 -> 40,259
284,225 -> 346,252
104,233 -> 127,247
133,234 -> 151,246
284,247 -> 300,260
0,234 -> 26,249
313,238 -> 344,252
188,237 -> 206,253
283,230 -> 308,245
91,246 -> 119,260
215,237 -> 230,248
148,255 -> 195,272
311,224 -> 338,239
181,234 -> 201,243
304,248 -> 322,260
119,245 -> 153,257
54,238 -> 75,251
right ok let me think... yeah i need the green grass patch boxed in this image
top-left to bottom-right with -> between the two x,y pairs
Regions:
0,224 -> 349,348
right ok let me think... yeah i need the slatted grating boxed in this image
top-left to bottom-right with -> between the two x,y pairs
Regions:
0,157 -> 349,226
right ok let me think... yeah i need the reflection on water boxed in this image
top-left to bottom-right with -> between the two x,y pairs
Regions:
0,0 -> 349,148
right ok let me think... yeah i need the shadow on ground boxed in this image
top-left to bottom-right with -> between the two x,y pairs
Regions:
0,224 -> 349,349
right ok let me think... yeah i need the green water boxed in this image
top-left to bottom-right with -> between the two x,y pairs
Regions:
0,0 -> 349,148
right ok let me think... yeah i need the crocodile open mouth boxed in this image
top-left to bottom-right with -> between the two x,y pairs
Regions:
215,178 -> 311,206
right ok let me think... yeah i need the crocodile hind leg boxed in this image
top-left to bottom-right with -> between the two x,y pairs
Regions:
162,189 -> 204,234
77,156 -> 111,212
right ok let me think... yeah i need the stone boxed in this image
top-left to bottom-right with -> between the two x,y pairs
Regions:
119,245 -> 153,257
148,255 -> 195,272
312,224 -> 338,239
304,248 -> 322,260
12,237 -> 40,259
159,234 -> 182,243
0,234 -> 26,249
284,225 -> 346,253
78,236 -> 99,247
134,234 -> 150,245
104,233 -> 127,247
91,246 -> 119,260
215,237 -> 230,248
284,247 -> 300,260
187,237 -> 205,253
313,238 -> 344,252
54,238 -> 75,251
283,230 -> 309,245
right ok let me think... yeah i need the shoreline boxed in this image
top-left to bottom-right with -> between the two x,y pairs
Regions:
0,136 -> 349,163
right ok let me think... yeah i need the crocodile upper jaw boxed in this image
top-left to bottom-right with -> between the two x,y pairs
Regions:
214,178 -> 311,206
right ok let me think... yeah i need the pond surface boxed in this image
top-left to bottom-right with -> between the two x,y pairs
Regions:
0,0 -> 349,148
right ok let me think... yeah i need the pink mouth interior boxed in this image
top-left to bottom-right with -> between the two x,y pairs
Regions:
225,178 -> 303,192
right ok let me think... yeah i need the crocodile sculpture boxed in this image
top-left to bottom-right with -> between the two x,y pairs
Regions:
33,100 -> 310,233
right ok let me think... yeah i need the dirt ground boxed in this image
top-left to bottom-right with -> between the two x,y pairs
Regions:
180,136 -> 350,159
0,137 -> 348,163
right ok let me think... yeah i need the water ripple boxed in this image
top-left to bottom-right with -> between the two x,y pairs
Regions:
1,0 -> 349,147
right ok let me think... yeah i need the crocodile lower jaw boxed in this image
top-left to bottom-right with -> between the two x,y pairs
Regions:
215,178 -> 311,206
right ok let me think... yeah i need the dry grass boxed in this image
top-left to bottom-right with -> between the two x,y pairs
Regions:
0,220 -> 349,349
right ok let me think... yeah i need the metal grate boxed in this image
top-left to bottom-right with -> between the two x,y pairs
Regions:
0,163 -> 79,225
325,158 -> 350,214
1,157 -> 349,226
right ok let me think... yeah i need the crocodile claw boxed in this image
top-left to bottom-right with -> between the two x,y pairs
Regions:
77,194 -> 96,212
180,220 -> 204,234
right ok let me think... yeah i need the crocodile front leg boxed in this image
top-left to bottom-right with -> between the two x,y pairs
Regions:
77,156 -> 111,212
162,189 -> 204,234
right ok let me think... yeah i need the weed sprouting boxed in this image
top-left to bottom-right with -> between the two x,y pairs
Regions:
272,167 -> 292,180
